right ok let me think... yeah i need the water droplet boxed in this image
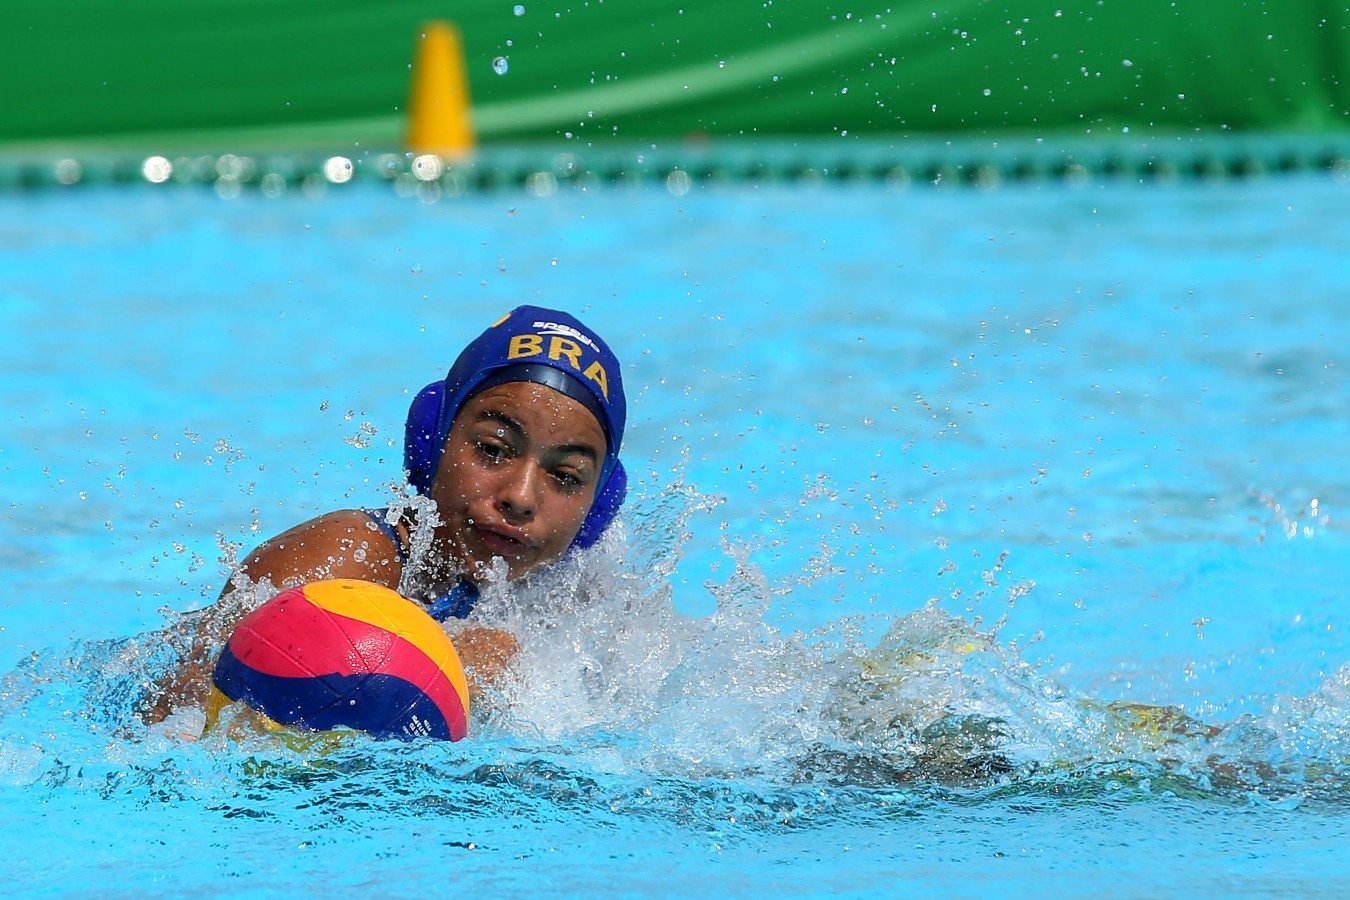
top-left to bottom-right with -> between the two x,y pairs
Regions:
492,56 -> 509,75
983,88 -> 992,96
513,3 -> 525,14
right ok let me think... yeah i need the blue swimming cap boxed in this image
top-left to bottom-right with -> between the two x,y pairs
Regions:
404,306 -> 627,549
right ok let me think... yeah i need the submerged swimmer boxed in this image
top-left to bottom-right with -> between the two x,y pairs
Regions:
149,305 -> 627,722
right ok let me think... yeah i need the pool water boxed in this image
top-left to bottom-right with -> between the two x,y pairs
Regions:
2,172 -> 1349,896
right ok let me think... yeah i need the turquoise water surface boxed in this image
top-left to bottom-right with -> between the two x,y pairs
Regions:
2,172 -> 1349,896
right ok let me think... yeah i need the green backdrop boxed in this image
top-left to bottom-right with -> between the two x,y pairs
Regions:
4,0 -> 1348,152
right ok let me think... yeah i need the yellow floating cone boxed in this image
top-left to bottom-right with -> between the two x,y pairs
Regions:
406,21 -> 476,157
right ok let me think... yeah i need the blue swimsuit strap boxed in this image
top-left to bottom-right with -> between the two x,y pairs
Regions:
424,581 -> 481,622
362,508 -> 409,564
362,508 -> 480,622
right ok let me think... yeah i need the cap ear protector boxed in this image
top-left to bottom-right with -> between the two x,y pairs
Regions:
403,307 -> 628,550
403,379 -> 445,495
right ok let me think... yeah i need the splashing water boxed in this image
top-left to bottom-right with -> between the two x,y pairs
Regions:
9,472 -> 1344,822
4,484 -> 1350,900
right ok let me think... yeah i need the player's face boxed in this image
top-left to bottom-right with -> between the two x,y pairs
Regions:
431,381 -> 606,582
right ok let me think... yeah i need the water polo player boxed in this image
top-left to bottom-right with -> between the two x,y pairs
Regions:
148,305 -> 627,723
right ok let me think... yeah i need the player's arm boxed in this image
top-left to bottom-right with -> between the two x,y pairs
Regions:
144,509 -> 405,725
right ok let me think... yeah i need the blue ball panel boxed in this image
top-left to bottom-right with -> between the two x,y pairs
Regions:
213,642 -> 453,742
